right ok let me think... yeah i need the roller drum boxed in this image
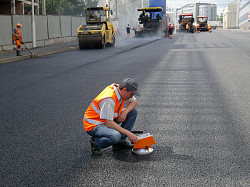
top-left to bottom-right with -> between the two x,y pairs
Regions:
78,35 -> 104,49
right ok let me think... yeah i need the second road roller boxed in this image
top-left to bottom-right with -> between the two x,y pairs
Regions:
77,7 -> 116,49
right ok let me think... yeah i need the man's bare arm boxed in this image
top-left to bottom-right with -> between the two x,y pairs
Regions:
105,119 -> 138,143
117,100 -> 137,122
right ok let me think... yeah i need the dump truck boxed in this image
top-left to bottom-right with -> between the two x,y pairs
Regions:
77,7 -> 116,49
134,7 -> 167,37
197,16 -> 208,31
178,13 -> 195,33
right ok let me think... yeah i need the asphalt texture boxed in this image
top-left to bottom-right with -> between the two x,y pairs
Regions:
0,41 -> 79,64
0,34 -> 131,64
0,30 -> 250,186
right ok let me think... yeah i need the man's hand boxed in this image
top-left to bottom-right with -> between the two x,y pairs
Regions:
127,132 -> 138,143
21,42 -> 24,44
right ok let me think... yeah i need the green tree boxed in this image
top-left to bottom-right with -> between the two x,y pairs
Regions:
39,0 -> 102,16
39,0 -> 92,16
85,0 -> 98,7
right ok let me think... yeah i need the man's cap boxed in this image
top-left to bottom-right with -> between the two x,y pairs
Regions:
120,78 -> 140,96
17,23 -> 22,27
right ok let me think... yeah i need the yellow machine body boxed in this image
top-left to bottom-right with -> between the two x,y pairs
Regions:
77,7 -> 116,49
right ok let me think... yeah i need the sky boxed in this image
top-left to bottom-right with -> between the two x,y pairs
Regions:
166,0 -> 235,14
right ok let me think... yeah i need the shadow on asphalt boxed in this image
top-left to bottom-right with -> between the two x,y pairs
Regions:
109,146 -> 194,163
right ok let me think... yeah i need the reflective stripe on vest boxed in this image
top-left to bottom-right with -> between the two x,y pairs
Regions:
83,84 -> 125,132
90,93 -> 120,117
84,115 -> 103,125
13,28 -> 22,41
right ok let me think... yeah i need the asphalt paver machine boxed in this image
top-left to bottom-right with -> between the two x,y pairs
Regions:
178,13 -> 195,33
135,7 -> 167,37
197,16 -> 209,31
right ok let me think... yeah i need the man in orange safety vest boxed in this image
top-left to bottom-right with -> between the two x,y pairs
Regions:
196,24 -> 200,33
186,23 -> 189,32
208,24 -> 212,32
12,23 -> 23,56
83,78 -> 140,155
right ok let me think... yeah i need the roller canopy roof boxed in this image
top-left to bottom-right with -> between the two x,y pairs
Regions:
137,7 -> 163,12
179,13 -> 193,16
86,7 -> 110,11
197,16 -> 208,18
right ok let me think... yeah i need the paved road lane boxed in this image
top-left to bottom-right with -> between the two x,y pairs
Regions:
0,31 -> 249,186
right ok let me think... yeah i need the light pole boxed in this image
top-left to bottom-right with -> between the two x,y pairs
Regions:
32,0 -> 36,48
116,0 -> 117,18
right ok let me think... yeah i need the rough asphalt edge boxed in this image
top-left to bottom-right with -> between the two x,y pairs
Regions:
0,46 -> 79,64
0,37 -> 161,64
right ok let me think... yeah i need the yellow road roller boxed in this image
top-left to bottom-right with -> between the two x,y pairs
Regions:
77,7 -> 116,49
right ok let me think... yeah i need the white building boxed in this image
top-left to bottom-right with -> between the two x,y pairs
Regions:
223,1 -> 237,29
199,4 -> 217,20
176,3 -> 217,22
223,0 -> 250,30
237,0 -> 250,29
166,8 -> 176,25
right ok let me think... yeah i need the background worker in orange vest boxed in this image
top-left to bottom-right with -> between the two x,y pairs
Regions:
186,23 -> 189,32
12,23 -> 23,56
168,24 -> 173,39
172,24 -> 175,33
83,78 -> 140,155
196,24 -> 200,33
208,24 -> 212,32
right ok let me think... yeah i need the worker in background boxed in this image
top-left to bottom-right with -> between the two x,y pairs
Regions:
90,11 -> 97,20
196,23 -> 200,33
208,24 -> 212,32
156,14 -> 162,20
83,78 -> 140,155
116,25 -> 121,35
186,23 -> 189,33
12,23 -> 23,56
126,24 -> 131,37
168,24 -> 173,39
172,24 -> 175,33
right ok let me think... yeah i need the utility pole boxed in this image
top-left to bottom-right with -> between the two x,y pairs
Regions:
42,0 -> 46,15
32,0 -> 36,48
11,0 -> 15,14
116,0 -> 118,18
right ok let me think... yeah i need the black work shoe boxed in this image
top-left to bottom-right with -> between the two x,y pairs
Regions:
16,50 -> 22,56
90,137 -> 102,155
112,141 -> 134,150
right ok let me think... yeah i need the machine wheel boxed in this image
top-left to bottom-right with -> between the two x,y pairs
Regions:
110,36 -> 115,47
100,35 -> 106,49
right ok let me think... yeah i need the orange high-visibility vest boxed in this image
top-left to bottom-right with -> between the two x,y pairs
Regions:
208,25 -> 211,29
13,28 -> 22,42
83,84 -> 125,132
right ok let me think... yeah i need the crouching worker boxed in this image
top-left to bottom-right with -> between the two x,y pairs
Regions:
83,78 -> 140,155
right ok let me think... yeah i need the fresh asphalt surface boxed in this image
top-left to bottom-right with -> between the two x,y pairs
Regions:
0,31 -> 250,186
